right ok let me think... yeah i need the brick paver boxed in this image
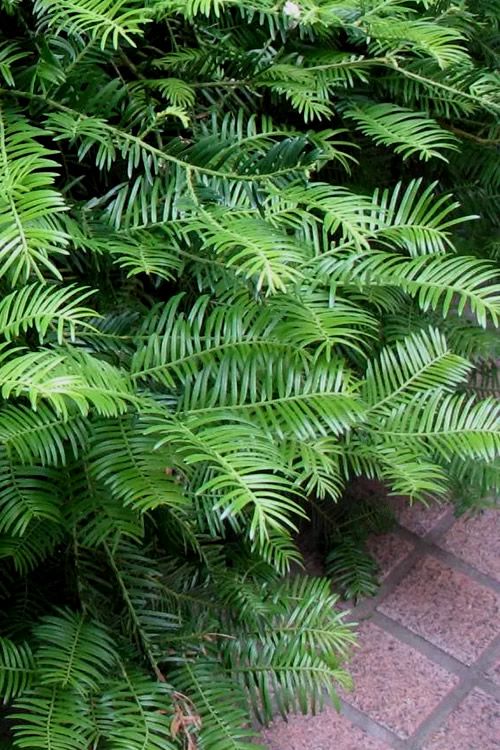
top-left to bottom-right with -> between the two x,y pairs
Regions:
340,622 -> 458,738
422,689 -> 500,750
366,532 -> 415,580
387,497 -> 451,537
378,556 -> 500,665
438,509 -> 500,582
262,504 -> 500,749
262,705 -> 394,750
484,656 -> 500,687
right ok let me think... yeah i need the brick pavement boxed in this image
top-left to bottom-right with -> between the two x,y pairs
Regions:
261,502 -> 500,749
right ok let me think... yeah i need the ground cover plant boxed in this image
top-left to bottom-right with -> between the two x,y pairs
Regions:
0,1 -> 499,748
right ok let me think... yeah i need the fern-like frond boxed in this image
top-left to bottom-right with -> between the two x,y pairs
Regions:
379,392 -> 500,461
94,668 -> 176,750
0,520 -> 63,574
171,661 -> 257,750
0,455 -> 62,536
0,346 -> 135,417
179,357 -> 363,441
34,0 -> 152,49
88,416 -> 188,511
271,291 -> 378,357
34,609 -> 118,691
45,109 -> 335,186
0,282 -> 97,343
0,106 -> 68,285
0,41 -> 25,86
344,101 -> 458,161
362,327 -> 472,412
0,404 -> 89,466
366,18 -> 470,68
381,64 -> 500,118
187,211 -> 306,293
249,575 -> 356,658
326,536 -> 379,601
0,637 -> 35,703
256,65 -> 334,122
346,442 -> 449,500
284,436 -> 343,500
271,182 -> 373,251
101,542 -> 182,676
0,0 -> 498,742
107,231 -> 184,280
11,686 -> 94,750
227,636 -> 351,724
69,471 -> 144,548
331,252 -> 500,326
368,179 -> 464,256
148,416 -> 305,544
131,293 -> 306,389
307,179 -> 466,260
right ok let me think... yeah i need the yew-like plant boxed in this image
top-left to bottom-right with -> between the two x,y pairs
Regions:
0,1 -> 498,748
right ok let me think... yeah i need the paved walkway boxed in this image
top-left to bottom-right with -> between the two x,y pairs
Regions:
261,501 -> 500,749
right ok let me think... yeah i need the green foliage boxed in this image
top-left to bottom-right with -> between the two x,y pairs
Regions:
343,102 -> 459,161
0,638 -> 35,703
0,0 -> 498,747
0,106 -> 68,284
323,493 -> 397,601
0,283 -> 96,343
34,609 -> 118,691
326,536 -> 380,601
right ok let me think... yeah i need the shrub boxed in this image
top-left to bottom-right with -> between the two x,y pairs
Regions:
0,1 -> 498,748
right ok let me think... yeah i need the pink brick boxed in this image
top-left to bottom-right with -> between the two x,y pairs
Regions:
341,622 -> 457,738
439,509 -> 500,582
484,655 -> 500,686
378,556 -> 500,664
260,706 -> 394,750
366,531 -> 414,580
387,496 -> 450,537
423,689 -> 500,750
